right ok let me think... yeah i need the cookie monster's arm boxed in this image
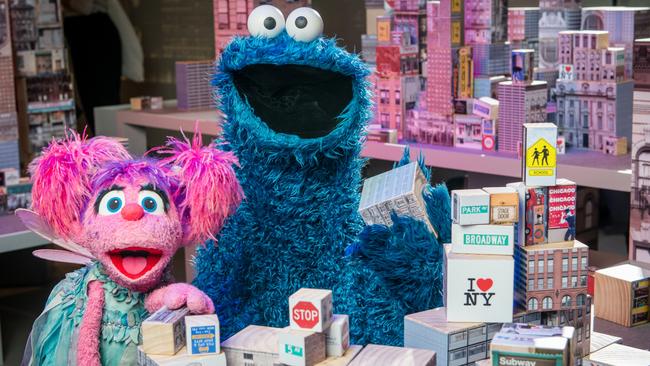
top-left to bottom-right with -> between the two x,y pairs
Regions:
341,151 -> 451,346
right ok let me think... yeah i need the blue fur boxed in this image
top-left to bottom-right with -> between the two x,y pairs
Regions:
194,31 -> 449,345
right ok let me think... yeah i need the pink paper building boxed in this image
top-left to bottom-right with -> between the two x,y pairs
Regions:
497,80 -> 548,154
630,38 -> 650,264
213,0 -> 254,59
581,6 -> 650,79
464,0 -> 507,45
508,7 -> 540,65
555,30 -> 634,153
213,1 -> 311,59
538,0 -> 582,73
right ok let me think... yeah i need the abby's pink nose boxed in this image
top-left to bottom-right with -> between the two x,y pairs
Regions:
121,203 -> 144,221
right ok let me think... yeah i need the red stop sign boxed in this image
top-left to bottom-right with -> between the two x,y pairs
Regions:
292,301 -> 319,329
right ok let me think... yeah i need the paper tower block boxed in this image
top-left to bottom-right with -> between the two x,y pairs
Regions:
444,245 -> 514,323
325,315 -> 350,357
278,329 -> 327,366
221,325 -> 281,366
141,307 -> 189,355
137,346 -> 227,366
451,189 -> 490,226
547,179 -> 577,243
348,344 -> 435,366
359,162 -> 437,236
523,123 -> 558,187
185,314 -> 220,355
451,223 -> 514,256
404,307 -> 500,366
507,182 -> 548,246
483,187 -> 519,224
289,288 -> 333,332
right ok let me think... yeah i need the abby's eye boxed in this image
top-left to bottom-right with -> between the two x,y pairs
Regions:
286,7 -> 323,42
98,190 -> 125,216
138,190 -> 165,215
247,5 -> 285,38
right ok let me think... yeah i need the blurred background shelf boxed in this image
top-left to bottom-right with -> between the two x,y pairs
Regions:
362,141 -> 632,192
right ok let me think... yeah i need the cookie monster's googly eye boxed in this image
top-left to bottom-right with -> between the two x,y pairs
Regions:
138,190 -> 165,215
286,7 -> 323,42
98,190 -> 125,216
247,5 -> 285,38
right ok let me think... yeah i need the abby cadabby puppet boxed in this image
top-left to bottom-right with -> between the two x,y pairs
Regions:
19,130 -> 243,366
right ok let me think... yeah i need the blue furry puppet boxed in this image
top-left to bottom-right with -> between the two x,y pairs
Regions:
194,5 -> 452,346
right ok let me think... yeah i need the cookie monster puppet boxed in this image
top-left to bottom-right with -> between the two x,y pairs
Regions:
194,5 -> 452,346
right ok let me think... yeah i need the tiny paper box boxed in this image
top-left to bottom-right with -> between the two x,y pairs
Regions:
348,344 -> 435,366
451,223 -> 514,256
491,323 -> 573,366
141,306 -> 190,355
451,189 -> 490,226
316,345 -> 362,366
136,346 -> 226,366
278,328 -> 327,366
594,264 -> 650,327
523,123 -> 558,187
325,314 -> 350,357
444,245 -> 514,323
547,179 -> 577,244
404,307 -> 501,366
289,288 -> 333,333
358,162 -> 438,237
221,325 -> 282,366
185,314 -> 220,355
482,187 -> 519,224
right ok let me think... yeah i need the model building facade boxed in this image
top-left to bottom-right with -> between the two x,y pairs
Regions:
555,30 -> 633,153
9,0 -> 75,155
0,0 -> 18,171
581,6 -> 650,79
497,80 -> 548,153
630,38 -> 650,264
515,241 -> 589,313
214,1 -> 312,59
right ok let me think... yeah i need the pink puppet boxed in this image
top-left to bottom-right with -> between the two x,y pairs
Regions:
19,130 -> 243,366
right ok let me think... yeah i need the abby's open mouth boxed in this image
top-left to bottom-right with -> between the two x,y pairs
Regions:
108,247 -> 163,279
232,64 -> 354,139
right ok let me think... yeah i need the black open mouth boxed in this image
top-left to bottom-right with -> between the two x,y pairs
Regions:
232,64 -> 354,139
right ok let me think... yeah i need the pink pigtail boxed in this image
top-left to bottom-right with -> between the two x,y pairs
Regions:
29,131 -> 131,239
156,127 -> 244,245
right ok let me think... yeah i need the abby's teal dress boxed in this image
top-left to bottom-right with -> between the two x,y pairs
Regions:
22,262 -> 149,366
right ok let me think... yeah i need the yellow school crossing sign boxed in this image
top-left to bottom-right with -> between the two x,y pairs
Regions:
526,138 -> 556,176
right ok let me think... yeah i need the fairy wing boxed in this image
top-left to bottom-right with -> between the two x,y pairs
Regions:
15,208 -> 95,261
32,249 -> 94,265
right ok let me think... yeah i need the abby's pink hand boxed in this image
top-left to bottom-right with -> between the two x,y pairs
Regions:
145,283 -> 214,314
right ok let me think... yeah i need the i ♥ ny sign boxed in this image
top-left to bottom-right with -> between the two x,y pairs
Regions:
445,246 -> 514,323
464,278 -> 495,306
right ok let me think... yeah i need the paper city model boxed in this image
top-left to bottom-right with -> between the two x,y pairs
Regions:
555,30 -> 633,154
629,38 -> 650,264
7,0 -> 76,155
